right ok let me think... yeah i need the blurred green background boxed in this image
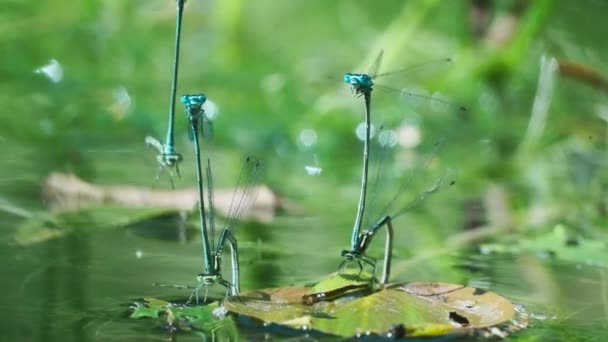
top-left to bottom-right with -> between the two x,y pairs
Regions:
1,0 -> 607,340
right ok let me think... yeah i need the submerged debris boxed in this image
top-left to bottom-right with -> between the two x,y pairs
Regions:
42,172 -> 290,222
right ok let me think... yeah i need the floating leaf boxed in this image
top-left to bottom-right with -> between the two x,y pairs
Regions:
307,269 -> 375,294
302,269 -> 376,305
396,282 -> 516,327
225,287 -> 311,323
129,306 -> 160,319
225,277 -> 518,338
129,297 -> 238,336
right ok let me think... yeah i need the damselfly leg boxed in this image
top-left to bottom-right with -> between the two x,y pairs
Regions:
145,136 -> 183,188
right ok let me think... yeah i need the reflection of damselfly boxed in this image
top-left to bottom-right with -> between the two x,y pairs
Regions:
181,94 -> 262,304
145,0 -> 187,188
339,51 -> 462,284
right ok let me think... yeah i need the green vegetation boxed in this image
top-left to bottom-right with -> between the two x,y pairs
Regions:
0,0 -> 607,340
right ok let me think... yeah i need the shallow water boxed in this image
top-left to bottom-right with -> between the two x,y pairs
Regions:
3,209 -> 608,341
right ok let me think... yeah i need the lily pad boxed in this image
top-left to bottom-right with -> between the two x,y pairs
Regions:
308,269 -> 376,293
225,279 -> 518,338
302,269 -> 376,305
224,287 -> 311,323
129,297 -> 238,336
396,282 -> 515,327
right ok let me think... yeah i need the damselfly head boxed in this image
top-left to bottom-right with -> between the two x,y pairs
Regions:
344,73 -> 373,87
181,94 -> 207,117
344,73 -> 374,98
344,73 -> 354,84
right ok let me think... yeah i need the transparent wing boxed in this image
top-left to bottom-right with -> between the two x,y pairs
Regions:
187,114 -> 215,143
205,158 -> 217,252
187,116 -> 198,142
362,125 -> 394,229
374,84 -> 467,114
372,139 -> 456,222
224,156 -> 263,234
392,166 -> 457,219
201,116 -> 214,142
368,50 -> 384,77
373,57 -> 453,80
372,57 -> 464,111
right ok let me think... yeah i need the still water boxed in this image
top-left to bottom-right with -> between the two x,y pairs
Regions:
2,193 -> 607,340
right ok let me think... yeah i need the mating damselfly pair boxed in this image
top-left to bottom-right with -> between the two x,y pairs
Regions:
146,0 -> 463,304
337,50 -> 464,285
182,94 -> 261,303
145,0 -> 262,303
